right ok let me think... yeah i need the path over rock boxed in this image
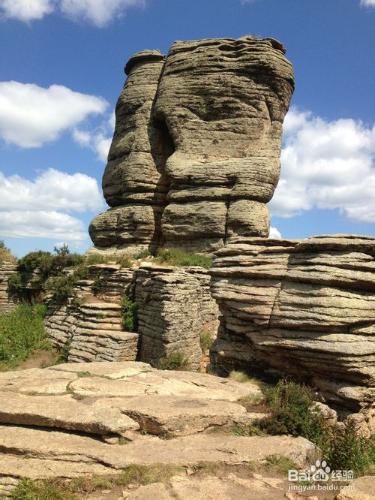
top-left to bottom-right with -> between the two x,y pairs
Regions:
0,362 -> 316,497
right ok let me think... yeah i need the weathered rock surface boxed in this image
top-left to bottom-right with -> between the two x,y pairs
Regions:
45,262 -> 219,368
135,265 -> 219,369
337,476 -> 375,499
45,264 -> 139,363
0,362 -> 316,496
210,235 -> 375,434
89,36 -> 294,254
0,262 -> 17,313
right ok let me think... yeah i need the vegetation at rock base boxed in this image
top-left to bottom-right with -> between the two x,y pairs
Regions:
11,465 -> 184,499
121,294 -> 138,332
200,330 -> 214,352
155,248 -> 213,269
0,304 -> 50,370
0,240 -> 16,264
158,351 -> 189,370
253,379 -> 375,475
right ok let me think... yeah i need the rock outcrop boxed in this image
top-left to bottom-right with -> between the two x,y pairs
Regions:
210,235 -> 375,433
0,361 -> 316,497
135,265 -> 219,369
45,264 -> 139,363
45,262 -> 219,369
0,262 -> 17,313
89,36 -> 294,254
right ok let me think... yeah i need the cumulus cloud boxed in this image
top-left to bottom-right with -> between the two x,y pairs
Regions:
0,169 -> 104,242
0,0 -> 54,21
0,82 -> 107,148
73,110 -> 115,161
60,0 -> 146,27
270,107 -> 375,223
0,0 -> 146,26
361,0 -> 375,6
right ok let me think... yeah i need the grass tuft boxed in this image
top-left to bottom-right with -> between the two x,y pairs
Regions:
158,352 -> 189,371
0,304 -> 50,370
155,248 -> 212,269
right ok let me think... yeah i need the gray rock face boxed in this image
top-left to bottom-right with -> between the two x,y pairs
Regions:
0,262 -> 17,313
135,265 -> 219,369
210,235 -> 375,434
89,36 -> 294,254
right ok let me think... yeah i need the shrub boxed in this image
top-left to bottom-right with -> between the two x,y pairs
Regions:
0,240 -> 15,264
200,330 -> 214,352
158,352 -> 189,370
258,379 -> 327,446
326,422 -> 375,475
12,479 -> 77,500
8,272 -> 23,295
121,295 -> 138,332
0,304 -> 49,370
135,249 -> 152,259
155,248 -> 213,269
44,275 -> 75,304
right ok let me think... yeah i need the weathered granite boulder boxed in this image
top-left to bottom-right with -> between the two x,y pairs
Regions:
90,36 -> 294,254
210,235 -> 375,434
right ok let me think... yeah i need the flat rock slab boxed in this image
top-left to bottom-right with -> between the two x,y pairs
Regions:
337,476 -> 375,499
0,362 -> 261,439
126,473 -> 289,500
0,425 -> 315,478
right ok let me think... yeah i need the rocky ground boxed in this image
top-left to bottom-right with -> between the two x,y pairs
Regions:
0,361 -> 373,499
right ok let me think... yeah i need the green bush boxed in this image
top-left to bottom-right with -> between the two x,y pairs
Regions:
155,248 -> 213,269
0,240 -> 15,264
200,330 -> 214,352
158,352 -> 189,370
121,295 -> 138,332
12,479 -> 76,500
326,422 -> 375,475
258,379 -> 327,446
8,272 -> 23,295
0,304 -> 49,370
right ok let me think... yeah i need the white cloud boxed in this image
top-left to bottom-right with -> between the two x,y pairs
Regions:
269,226 -> 282,239
60,0 -> 145,27
0,0 -> 54,21
0,0 -> 146,25
0,210 -> 86,240
0,169 -> 104,242
361,0 -> 375,6
0,82 -> 107,148
0,169 -> 103,212
271,107 -> 375,223
73,110 -> 115,161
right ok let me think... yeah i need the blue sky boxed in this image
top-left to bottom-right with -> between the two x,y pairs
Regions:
0,0 -> 374,256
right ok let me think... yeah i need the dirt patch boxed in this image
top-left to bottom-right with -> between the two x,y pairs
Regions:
16,349 -> 60,370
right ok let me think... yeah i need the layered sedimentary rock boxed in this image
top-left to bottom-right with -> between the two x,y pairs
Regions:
45,263 -> 219,369
0,262 -> 17,313
45,264 -> 139,362
135,265 -> 219,369
90,36 -> 294,254
211,235 -> 375,432
0,361 -> 316,497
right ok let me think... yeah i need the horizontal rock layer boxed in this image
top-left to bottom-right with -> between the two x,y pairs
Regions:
210,235 -> 375,434
135,265 -> 219,369
0,262 -> 17,313
90,36 -> 294,254
0,361 -> 315,496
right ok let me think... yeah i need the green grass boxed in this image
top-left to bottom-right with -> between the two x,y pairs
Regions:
121,295 -> 138,332
155,248 -> 213,269
256,379 -> 375,476
0,304 -> 50,370
12,465 -> 184,499
200,330 -> 214,352
158,352 -> 189,370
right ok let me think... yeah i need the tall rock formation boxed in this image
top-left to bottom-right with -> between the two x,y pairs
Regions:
210,236 -> 375,434
89,36 -> 294,254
